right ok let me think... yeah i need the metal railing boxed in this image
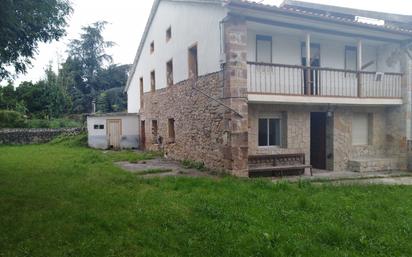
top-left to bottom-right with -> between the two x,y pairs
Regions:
247,62 -> 403,98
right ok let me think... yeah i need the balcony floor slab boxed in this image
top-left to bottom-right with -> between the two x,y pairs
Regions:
248,93 -> 403,106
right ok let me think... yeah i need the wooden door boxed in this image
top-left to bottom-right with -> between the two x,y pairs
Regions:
107,119 -> 122,150
310,112 -> 326,170
140,120 -> 146,150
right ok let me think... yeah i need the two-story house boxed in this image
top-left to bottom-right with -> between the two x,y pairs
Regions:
125,0 -> 412,177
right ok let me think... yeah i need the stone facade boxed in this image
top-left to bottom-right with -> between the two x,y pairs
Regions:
248,104 -> 408,172
140,72 -> 229,171
0,128 -> 83,145
248,104 -> 310,165
222,16 -> 249,177
140,16 -> 250,176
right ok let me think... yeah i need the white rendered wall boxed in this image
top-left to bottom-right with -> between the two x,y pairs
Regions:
247,28 -> 401,73
87,115 -> 140,149
127,1 -> 227,113
87,115 -> 139,136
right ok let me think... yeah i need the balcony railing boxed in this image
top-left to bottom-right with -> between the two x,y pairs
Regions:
247,62 -> 403,98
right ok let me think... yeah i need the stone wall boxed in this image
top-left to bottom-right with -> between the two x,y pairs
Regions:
249,104 -> 407,172
0,128 -> 83,145
248,104 -> 310,165
141,72 -> 229,170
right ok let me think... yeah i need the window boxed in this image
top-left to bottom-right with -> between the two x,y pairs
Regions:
168,118 -> 175,142
258,118 -> 281,147
352,113 -> 371,145
256,35 -> 272,63
166,26 -> 172,42
150,41 -> 154,54
150,70 -> 156,92
345,46 -> 357,71
152,120 -> 158,141
188,44 -> 198,78
94,124 -> 104,130
139,77 -> 144,108
166,60 -> 173,86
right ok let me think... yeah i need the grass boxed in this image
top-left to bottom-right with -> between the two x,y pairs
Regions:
1,136 -> 412,256
105,150 -> 162,163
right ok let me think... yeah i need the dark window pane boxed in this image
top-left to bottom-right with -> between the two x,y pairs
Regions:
99,125 -> 104,129
258,119 -> 268,146
94,125 -> 99,129
269,119 -> 281,146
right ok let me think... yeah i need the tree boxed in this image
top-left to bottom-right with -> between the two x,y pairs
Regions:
0,0 -> 72,80
65,21 -> 115,113
0,82 -> 17,110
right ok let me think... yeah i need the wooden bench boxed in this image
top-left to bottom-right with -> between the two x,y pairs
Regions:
248,153 -> 312,178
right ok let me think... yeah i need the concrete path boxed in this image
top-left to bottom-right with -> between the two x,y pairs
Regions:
282,169 -> 412,185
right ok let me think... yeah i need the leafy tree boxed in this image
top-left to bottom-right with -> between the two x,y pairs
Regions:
66,21 -> 115,113
0,0 -> 72,80
0,82 -> 18,110
0,110 -> 26,128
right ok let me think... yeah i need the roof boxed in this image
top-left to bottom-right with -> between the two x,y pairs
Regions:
87,112 -> 139,118
282,0 -> 412,24
124,0 -> 412,92
229,0 -> 412,35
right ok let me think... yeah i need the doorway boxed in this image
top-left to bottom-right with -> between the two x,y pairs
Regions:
310,112 -> 327,170
107,119 -> 122,150
140,120 -> 146,150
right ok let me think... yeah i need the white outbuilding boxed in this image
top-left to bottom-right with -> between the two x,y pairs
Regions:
86,113 -> 140,150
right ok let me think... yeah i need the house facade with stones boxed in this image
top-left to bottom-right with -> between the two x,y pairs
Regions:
125,0 -> 412,177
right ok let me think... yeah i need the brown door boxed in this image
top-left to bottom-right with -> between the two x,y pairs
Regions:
140,120 -> 145,150
107,119 -> 122,150
310,112 -> 326,169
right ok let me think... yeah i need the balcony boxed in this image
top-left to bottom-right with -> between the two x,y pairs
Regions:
247,62 -> 403,105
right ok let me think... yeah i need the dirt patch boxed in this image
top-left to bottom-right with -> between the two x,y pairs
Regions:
115,158 -> 215,178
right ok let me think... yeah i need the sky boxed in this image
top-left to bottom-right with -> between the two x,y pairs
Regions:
9,0 -> 412,86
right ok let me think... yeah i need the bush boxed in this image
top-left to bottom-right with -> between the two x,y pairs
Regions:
181,159 -> 207,171
27,118 -> 82,128
0,110 -> 27,128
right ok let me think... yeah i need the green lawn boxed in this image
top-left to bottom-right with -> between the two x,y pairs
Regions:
1,136 -> 412,256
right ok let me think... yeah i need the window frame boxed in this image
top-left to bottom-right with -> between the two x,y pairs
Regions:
139,77 -> 144,108
150,41 -> 154,54
257,115 -> 282,148
256,35 -> 273,63
166,59 -> 174,87
188,43 -> 198,79
150,70 -> 156,92
352,112 -> 371,146
166,26 -> 172,42
345,46 -> 358,71
168,118 -> 175,142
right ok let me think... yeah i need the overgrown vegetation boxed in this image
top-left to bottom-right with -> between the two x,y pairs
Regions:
106,150 -> 162,163
136,169 -> 173,176
181,159 -> 208,171
1,139 -> 412,256
0,110 -> 83,128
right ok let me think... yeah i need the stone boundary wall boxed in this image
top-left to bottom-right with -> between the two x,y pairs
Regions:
0,128 -> 83,145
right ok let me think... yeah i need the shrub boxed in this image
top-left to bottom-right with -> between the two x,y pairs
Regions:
0,110 -> 27,128
181,159 -> 207,171
27,118 -> 82,128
